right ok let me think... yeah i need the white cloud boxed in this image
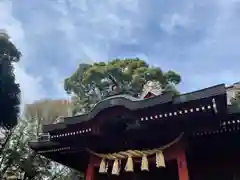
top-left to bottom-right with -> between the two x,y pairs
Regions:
14,64 -> 46,103
52,0 -> 139,61
182,70 -> 240,92
45,67 -> 68,99
149,0 -> 240,91
1,0 -> 239,100
0,1 -> 46,105
160,13 -> 191,34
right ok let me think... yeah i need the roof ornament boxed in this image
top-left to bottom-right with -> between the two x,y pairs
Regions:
140,81 -> 163,99
233,81 -> 240,86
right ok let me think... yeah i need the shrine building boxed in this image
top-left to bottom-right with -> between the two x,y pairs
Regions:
29,83 -> 240,180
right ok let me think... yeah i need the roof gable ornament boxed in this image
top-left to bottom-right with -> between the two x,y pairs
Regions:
140,81 -> 163,99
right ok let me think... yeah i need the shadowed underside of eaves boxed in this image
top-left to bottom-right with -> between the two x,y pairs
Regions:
42,84 -> 226,133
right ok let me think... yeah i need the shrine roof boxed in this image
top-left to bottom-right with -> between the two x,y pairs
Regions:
42,84 -> 226,133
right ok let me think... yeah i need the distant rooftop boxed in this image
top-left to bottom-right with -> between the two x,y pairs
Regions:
227,82 -> 240,89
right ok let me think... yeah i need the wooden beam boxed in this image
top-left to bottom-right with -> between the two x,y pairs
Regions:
85,156 -> 95,180
176,143 -> 189,180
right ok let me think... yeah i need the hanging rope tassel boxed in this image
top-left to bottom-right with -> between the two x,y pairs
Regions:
125,155 -> 134,172
156,151 -> 165,168
141,154 -> 149,171
112,159 -> 119,175
118,160 -> 121,175
99,158 -> 107,173
105,161 -> 109,173
87,133 -> 184,175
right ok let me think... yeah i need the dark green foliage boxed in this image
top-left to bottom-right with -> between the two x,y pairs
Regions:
64,58 -> 181,115
0,36 -> 21,130
0,117 -> 54,179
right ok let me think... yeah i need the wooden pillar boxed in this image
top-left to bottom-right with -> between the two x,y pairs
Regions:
86,156 -> 95,180
177,147 -> 189,180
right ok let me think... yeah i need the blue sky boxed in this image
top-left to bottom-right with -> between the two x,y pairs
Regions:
1,0 -> 240,104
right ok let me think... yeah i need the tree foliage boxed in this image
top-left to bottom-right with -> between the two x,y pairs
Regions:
0,116 -> 53,179
0,35 -> 21,130
64,58 -> 181,115
24,99 -> 71,126
0,101 -> 74,179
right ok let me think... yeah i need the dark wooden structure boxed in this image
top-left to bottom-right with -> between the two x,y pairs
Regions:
30,84 -> 240,180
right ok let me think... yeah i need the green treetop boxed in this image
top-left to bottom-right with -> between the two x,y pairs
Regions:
64,58 -> 181,115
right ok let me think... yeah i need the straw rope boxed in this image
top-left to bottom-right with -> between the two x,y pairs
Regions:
86,132 -> 184,160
